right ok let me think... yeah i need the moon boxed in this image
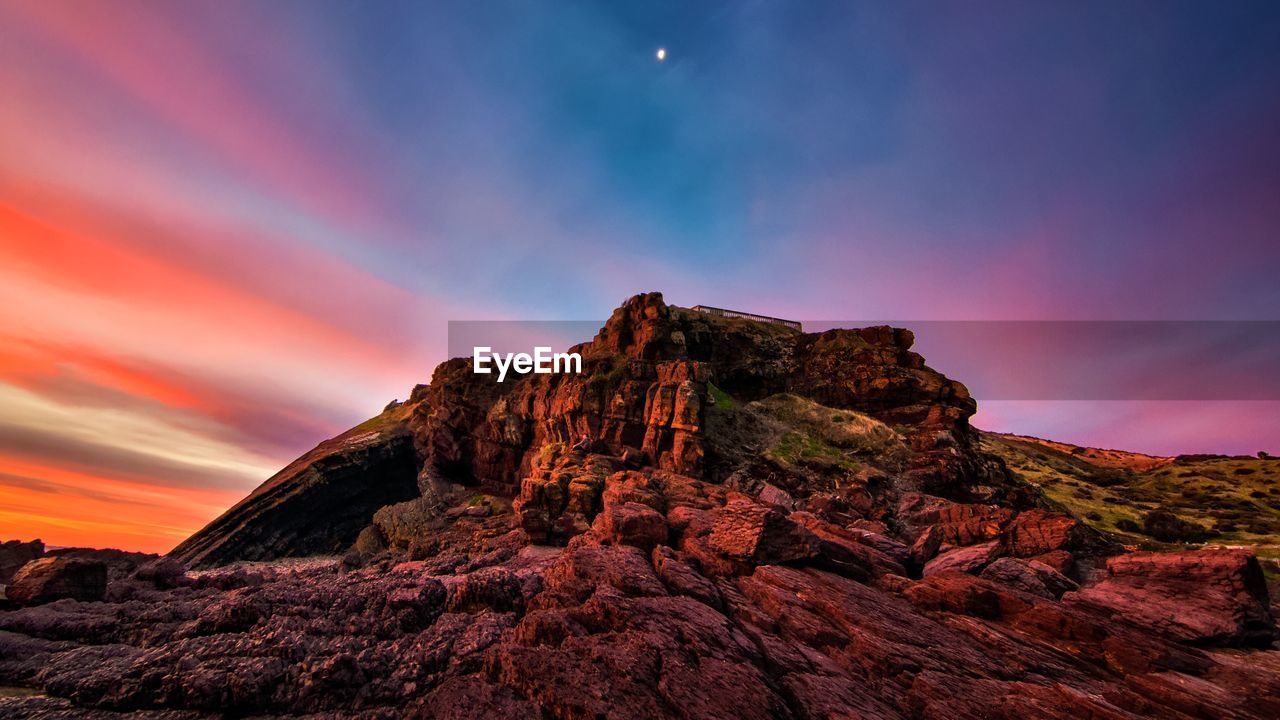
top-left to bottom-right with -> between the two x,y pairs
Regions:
656,48 -> 666,61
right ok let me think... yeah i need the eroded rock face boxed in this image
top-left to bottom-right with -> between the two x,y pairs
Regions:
6,557 -> 106,605
172,292 -> 1025,570
419,292 -> 1020,513
1067,550 -> 1277,647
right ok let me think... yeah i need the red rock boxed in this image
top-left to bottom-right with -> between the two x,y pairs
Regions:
901,572 -> 1004,619
388,578 -> 447,619
5,557 -> 106,605
922,541 -> 1001,576
1029,549 -> 1075,575
706,499 -> 817,566
979,557 -> 1078,599
847,527 -> 912,567
898,493 -> 1014,546
447,567 -> 525,612
790,512 -> 906,579
910,525 -> 944,566
540,542 -> 668,602
6,293 -> 1279,719
592,501 -> 668,550
513,453 -> 613,544
651,546 -> 721,609
1002,508 -> 1101,557
600,470 -> 664,511
420,675 -> 542,719
756,483 -> 794,509
1066,549 -> 1277,647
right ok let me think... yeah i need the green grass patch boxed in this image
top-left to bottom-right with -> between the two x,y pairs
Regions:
349,402 -> 411,434
707,382 -> 735,410
983,432 -> 1280,544
770,430 -> 861,472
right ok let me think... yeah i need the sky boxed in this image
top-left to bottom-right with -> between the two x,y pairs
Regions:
1,0 -> 1278,552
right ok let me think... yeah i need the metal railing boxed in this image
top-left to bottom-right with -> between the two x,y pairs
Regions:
690,305 -> 803,331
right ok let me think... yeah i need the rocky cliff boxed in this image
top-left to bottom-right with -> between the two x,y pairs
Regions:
2,292 -> 1277,719
176,292 -> 1021,568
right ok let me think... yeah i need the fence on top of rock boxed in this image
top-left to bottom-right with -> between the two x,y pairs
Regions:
690,304 -> 802,331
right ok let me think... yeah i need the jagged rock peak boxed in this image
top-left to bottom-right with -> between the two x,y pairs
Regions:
174,292 -> 1016,569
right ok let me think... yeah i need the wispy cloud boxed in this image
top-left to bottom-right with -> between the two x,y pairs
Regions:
0,0 -> 1276,550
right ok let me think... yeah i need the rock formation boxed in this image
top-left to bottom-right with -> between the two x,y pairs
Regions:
5,557 -> 106,605
2,292 -> 1277,718
0,539 -> 44,586
170,405 -> 421,568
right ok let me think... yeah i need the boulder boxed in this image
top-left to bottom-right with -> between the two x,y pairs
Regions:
910,525 -> 944,566
898,493 -> 1013,546
133,557 -> 188,589
923,541 -> 1001,577
979,557 -> 1078,599
651,545 -> 722,608
1002,509 -> 1100,557
707,499 -> 817,566
1066,549 -> 1277,647
352,525 -> 388,556
790,512 -> 906,580
902,572 -> 1004,619
0,539 -> 44,585
6,557 -> 107,605
592,501 -> 668,550
514,454 -> 612,544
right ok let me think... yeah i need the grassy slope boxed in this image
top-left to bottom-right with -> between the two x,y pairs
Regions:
981,432 -> 1280,558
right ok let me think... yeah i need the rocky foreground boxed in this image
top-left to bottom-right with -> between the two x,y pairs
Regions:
2,292 -> 1278,719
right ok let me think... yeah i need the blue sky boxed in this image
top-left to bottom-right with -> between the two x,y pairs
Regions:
1,0 -> 1278,549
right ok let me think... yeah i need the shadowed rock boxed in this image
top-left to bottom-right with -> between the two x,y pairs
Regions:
0,540 -> 43,586
169,406 -> 422,568
6,558 -> 106,605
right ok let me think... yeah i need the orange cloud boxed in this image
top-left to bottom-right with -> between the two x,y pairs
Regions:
0,455 -> 243,554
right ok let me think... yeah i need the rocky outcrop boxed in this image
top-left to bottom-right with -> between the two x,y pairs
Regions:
419,292 -> 1017,509
5,557 -> 106,605
170,406 -> 422,568
172,292 -> 1024,568
0,540 -> 43,586
7,291 -> 1273,716
1067,549 -> 1277,647
512,451 -> 615,544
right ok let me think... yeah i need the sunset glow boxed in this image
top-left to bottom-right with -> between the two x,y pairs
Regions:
2,1 -> 1278,552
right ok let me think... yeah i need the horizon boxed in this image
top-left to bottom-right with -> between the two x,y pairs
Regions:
2,0 -> 1279,553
